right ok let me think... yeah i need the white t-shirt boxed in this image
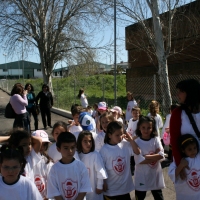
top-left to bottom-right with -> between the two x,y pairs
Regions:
69,125 -> 83,134
47,159 -> 92,199
161,114 -> 171,138
117,117 -> 124,124
126,119 -> 138,137
24,149 -> 42,182
33,155 -> 54,198
47,142 -> 80,163
99,140 -> 134,196
147,113 -> 163,138
79,151 -> 107,200
134,137 -> 165,191
95,131 -> 105,152
81,94 -> 88,108
0,175 -> 43,200
168,154 -> 200,200
180,110 -> 200,147
125,100 -> 137,121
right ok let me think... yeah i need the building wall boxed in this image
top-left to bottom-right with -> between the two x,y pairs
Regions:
34,69 -> 43,78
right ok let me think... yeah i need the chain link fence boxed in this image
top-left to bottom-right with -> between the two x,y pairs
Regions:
127,74 -> 200,116
0,74 -> 200,116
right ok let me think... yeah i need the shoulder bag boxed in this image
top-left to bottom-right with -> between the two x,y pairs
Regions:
5,102 -> 16,119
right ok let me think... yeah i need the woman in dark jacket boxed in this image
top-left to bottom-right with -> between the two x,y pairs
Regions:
36,84 -> 53,129
25,83 -> 38,131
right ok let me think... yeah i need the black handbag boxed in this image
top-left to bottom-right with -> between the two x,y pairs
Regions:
4,102 -> 16,118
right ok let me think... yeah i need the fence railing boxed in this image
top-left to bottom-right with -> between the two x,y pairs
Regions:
1,74 -> 200,116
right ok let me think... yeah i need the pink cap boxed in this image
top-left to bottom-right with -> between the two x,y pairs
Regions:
110,106 -> 122,115
98,102 -> 107,110
32,130 -> 51,143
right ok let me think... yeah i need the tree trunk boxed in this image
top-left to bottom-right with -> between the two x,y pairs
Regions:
150,0 -> 172,115
158,58 -> 172,115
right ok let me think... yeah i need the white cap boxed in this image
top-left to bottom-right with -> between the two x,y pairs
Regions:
32,130 -> 51,143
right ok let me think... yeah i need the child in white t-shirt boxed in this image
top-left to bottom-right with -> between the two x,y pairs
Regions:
47,121 -> 80,162
95,111 -> 114,152
110,106 -> 124,124
8,129 -> 42,182
77,88 -> 88,108
126,106 -> 140,137
31,130 -> 53,199
100,121 -> 140,200
134,116 -> 165,200
168,134 -> 200,200
77,130 -> 107,200
68,107 -> 83,140
0,145 -> 43,200
147,100 -> 163,138
47,132 -> 92,199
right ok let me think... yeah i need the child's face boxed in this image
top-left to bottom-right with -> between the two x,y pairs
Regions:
0,159 -> 21,184
183,143 -> 197,158
73,114 -> 80,124
53,126 -> 66,142
111,111 -> 118,118
81,135 -> 92,153
139,122 -> 153,139
98,109 -> 106,115
57,142 -> 76,163
101,116 -> 111,132
19,138 -> 32,157
40,142 -> 48,154
132,110 -> 140,120
108,128 -> 123,145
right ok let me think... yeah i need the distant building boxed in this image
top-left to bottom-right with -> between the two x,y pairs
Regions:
0,60 -> 42,79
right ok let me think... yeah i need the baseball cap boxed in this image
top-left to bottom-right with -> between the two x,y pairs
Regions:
98,102 -> 107,110
110,106 -> 122,115
32,130 -> 51,143
79,112 -> 94,131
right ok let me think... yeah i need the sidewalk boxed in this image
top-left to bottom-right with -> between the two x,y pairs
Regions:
0,89 -> 176,200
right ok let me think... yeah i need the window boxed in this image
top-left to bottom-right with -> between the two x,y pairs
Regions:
3,69 -> 8,72
37,69 -> 41,72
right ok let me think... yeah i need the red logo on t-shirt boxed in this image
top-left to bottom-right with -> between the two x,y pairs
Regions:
187,169 -> 200,191
112,156 -> 126,175
34,175 -> 45,193
147,151 -> 158,169
62,179 -> 78,199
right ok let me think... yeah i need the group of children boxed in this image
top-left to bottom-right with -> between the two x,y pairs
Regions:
0,99 -> 199,200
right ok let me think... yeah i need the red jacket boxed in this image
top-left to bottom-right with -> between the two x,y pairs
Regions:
170,107 -> 182,165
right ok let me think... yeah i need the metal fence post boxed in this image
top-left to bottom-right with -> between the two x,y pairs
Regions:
153,74 -> 156,100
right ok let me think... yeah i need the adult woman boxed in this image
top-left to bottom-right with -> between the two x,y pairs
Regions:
77,88 -> 88,108
36,84 -> 53,129
10,83 -> 29,132
170,79 -> 200,166
25,83 -> 38,131
125,91 -> 137,123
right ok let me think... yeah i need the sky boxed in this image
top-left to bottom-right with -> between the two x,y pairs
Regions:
0,0 -> 193,70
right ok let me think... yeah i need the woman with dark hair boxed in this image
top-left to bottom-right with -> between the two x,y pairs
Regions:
77,88 -> 88,108
10,83 -> 30,132
25,83 -> 38,131
170,79 -> 200,175
36,84 -> 53,129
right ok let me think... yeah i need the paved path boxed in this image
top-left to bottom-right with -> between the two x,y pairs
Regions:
0,89 -> 176,200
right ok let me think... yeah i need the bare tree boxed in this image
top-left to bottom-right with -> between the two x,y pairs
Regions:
0,0 -> 110,92
115,0 -> 199,113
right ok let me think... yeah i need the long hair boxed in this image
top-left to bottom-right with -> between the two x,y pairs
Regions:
77,89 -> 84,99
135,115 -> 158,138
99,111 -> 115,131
51,121 -> 68,137
42,84 -> 49,92
25,83 -> 34,91
11,83 -> 24,96
149,100 -> 160,116
77,131 -> 95,153
8,129 -> 31,148
104,121 -> 123,144
176,79 -> 200,112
